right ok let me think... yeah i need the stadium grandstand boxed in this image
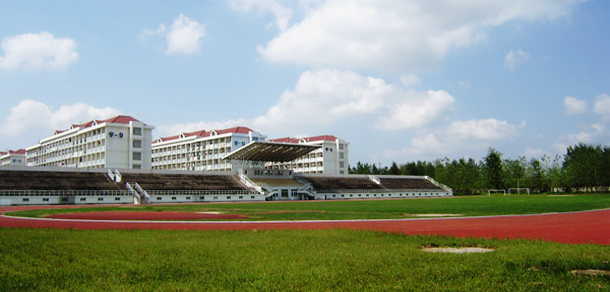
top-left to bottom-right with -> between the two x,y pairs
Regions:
0,140 -> 451,206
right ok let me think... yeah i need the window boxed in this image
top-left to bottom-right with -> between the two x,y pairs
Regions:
213,196 -> 218,200
227,196 -> 231,199
133,140 -> 142,148
43,198 -> 49,202
133,127 -> 142,135
22,198 -> 29,202
80,198 -> 86,201
115,197 -> 121,201
171,197 -> 176,200
339,153 -> 344,159
339,144 -> 344,150
157,197 -> 162,200
98,198 -> 104,201
339,162 -> 345,168
132,164 -> 141,169
239,196 -> 243,199
132,152 -> 141,161
186,197 -> 191,200
251,196 -> 255,199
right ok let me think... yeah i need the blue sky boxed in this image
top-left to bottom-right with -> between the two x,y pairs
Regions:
0,0 -> 608,165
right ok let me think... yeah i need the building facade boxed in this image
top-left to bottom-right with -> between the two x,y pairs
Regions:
0,149 -> 26,166
151,127 -> 267,171
25,116 -> 154,169
267,135 -> 349,174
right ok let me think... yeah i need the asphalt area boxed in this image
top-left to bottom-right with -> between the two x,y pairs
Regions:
1,204 -> 608,245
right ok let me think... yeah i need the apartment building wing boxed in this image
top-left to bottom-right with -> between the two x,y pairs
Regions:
267,135 -> 349,174
151,127 -> 267,172
0,149 -> 26,166
25,116 -> 154,169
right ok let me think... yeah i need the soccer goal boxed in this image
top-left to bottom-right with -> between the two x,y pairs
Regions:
508,188 -> 530,195
488,189 -> 506,196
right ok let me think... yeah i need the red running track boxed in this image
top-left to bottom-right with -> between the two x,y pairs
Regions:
1,205 -> 608,245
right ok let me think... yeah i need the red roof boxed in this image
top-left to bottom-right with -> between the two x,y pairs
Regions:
270,135 -> 338,144
154,126 -> 254,144
55,115 -> 144,134
216,127 -> 254,135
1,149 -> 26,155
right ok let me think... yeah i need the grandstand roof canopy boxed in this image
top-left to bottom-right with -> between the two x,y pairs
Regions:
222,141 -> 320,162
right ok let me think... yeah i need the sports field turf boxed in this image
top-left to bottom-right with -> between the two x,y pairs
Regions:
8,194 -> 610,220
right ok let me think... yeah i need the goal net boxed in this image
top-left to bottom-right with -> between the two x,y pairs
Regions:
488,189 -> 506,196
508,188 -> 530,195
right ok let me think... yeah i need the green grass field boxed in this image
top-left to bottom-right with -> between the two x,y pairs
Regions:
9,194 -> 610,221
1,228 -> 609,291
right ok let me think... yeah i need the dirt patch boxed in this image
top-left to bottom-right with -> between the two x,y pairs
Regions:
571,270 -> 610,276
421,247 -> 494,254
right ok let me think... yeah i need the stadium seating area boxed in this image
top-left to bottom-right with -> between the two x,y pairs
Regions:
301,177 -> 383,190
249,178 -> 303,188
378,178 -> 441,190
120,173 -> 251,191
0,170 -> 120,191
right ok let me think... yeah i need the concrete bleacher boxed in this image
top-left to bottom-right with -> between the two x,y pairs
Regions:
249,178 -> 304,188
378,177 -> 442,190
120,173 -> 251,191
300,176 -> 383,190
0,170 -> 120,191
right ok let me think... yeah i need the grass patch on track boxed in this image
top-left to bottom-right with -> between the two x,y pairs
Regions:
1,228 -> 609,291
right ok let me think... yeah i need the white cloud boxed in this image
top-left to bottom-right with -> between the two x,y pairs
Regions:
400,74 -> 422,87
552,123 -> 607,152
229,0 -> 293,31
0,32 -> 78,71
447,119 -> 525,140
0,100 -> 122,135
522,146 -> 551,158
593,93 -> 610,116
256,0 -> 581,72
505,48 -> 530,71
382,118 -> 525,160
141,14 -> 206,55
251,68 -> 455,133
156,119 -> 248,138
374,90 -> 455,131
563,96 -> 587,115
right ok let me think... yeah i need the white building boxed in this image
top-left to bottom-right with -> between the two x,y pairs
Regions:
26,116 -> 154,169
0,149 -> 26,166
151,127 -> 267,171
267,135 -> 349,174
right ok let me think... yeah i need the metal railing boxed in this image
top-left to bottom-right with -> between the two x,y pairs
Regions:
315,189 -> 447,194
125,182 -> 141,204
134,183 -> 150,201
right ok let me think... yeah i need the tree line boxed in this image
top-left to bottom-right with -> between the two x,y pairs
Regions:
349,143 -> 610,195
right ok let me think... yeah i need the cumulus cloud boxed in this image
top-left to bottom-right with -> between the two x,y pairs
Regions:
563,96 -> 587,115
256,0 -> 581,72
552,123 -> 606,153
0,100 -> 122,135
251,69 -> 455,132
593,93 -> 610,116
505,48 -> 530,71
374,90 -> 455,130
0,32 -> 78,71
229,0 -> 293,31
400,74 -> 422,87
381,118 -> 525,160
140,14 -> 206,55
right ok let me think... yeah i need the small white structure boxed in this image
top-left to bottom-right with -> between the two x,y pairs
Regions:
151,127 -> 267,171
0,149 -> 26,166
267,136 -> 349,174
25,116 -> 154,169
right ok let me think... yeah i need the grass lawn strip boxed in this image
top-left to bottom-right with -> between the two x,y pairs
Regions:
6,194 -> 610,221
1,228 -> 608,291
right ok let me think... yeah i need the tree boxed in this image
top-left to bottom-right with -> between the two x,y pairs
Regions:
483,148 -> 504,189
388,162 -> 401,175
